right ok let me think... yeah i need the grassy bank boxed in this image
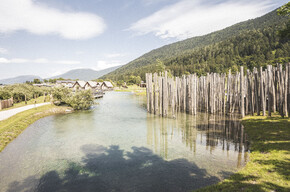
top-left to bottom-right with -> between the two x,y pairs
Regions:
0,104 -> 68,152
115,85 -> 146,96
0,95 -> 49,111
196,114 -> 290,192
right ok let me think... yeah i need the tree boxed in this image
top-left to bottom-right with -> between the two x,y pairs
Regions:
277,2 -> 290,40
277,2 -> 290,16
33,79 -> 41,84
51,87 -> 94,110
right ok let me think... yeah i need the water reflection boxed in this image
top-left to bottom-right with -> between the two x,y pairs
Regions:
147,112 -> 249,169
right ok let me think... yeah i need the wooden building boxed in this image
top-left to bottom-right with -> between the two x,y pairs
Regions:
56,80 -> 76,88
101,81 -> 114,91
72,80 -> 86,90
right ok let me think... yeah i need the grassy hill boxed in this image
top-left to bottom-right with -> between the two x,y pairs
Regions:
102,8 -> 289,82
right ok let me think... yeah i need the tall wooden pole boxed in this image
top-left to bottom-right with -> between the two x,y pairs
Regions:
240,66 -> 245,118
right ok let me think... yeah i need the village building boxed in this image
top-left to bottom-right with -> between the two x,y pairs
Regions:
32,83 -> 52,87
56,80 -> 76,88
72,80 -> 86,90
101,81 -> 114,91
84,81 -> 100,90
139,81 -> 146,88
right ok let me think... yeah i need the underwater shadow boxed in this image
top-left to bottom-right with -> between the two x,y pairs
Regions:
7,144 -> 220,192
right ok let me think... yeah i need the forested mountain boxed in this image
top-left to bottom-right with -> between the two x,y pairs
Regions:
102,8 -> 289,82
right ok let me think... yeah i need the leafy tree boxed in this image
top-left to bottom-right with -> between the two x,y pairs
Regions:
33,79 -> 41,84
277,2 -> 290,40
51,87 -> 94,110
277,2 -> 290,16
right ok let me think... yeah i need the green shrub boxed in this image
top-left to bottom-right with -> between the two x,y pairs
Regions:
52,87 -> 94,110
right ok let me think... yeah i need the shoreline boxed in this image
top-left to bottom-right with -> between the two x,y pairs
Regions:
0,105 -> 70,152
195,115 -> 290,192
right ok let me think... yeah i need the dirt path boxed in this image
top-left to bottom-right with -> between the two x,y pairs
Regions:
0,103 -> 50,121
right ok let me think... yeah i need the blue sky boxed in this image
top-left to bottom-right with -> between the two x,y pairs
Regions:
0,0 -> 288,79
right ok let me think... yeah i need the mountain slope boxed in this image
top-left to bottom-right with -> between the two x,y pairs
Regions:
102,8 -> 289,81
0,75 -> 42,85
50,65 -> 121,81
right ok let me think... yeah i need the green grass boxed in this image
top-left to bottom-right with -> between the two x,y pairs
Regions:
195,114 -> 290,192
0,104 -> 68,152
0,95 -> 50,111
115,85 -> 146,96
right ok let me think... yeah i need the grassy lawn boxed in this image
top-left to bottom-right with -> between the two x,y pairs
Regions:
0,95 -> 50,111
196,114 -> 290,192
0,104 -> 68,152
115,85 -> 146,96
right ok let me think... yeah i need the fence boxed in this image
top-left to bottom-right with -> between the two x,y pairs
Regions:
146,64 -> 290,118
0,97 -> 14,110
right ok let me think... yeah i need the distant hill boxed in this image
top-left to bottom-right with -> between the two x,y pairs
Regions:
0,75 -> 42,85
50,65 -> 121,81
102,8 -> 289,81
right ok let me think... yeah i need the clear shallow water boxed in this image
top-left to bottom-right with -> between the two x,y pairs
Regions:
0,92 -> 249,192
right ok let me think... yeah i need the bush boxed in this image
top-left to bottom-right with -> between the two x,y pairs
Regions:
52,87 -> 94,110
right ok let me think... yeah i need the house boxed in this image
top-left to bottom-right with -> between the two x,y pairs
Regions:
56,80 -> 76,88
101,81 -> 114,91
84,81 -> 101,90
72,80 -> 86,90
33,83 -> 52,87
139,81 -> 146,88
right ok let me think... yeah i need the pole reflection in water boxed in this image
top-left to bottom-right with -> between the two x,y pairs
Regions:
146,111 -> 249,176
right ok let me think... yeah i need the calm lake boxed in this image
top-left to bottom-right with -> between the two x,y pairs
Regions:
0,92 -> 249,192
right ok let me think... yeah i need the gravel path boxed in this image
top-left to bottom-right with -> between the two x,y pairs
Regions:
0,103 -> 50,121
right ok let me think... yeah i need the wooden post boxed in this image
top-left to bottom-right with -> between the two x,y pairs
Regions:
227,70 -> 231,114
260,67 -> 266,116
254,68 -> 260,115
285,63 -> 289,117
267,65 -> 272,116
154,73 -> 159,115
288,63 -> 290,117
272,67 -> 276,113
146,73 -> 149,112
159,76 -> 163,115
240,67 -> 245,118
193,75 -> 197,115
171,78 -> 175,118
163,71 -> 168,117
150,74 -> 154,113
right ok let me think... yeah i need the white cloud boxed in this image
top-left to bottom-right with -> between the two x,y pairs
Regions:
0,47 -> 8,54
129,0 -> 274,40
0,57 -> 28,63
0,0 -> 106,40
33,58 -> 49,63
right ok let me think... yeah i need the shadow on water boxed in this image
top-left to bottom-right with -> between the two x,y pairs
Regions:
7,145 -> 220,192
